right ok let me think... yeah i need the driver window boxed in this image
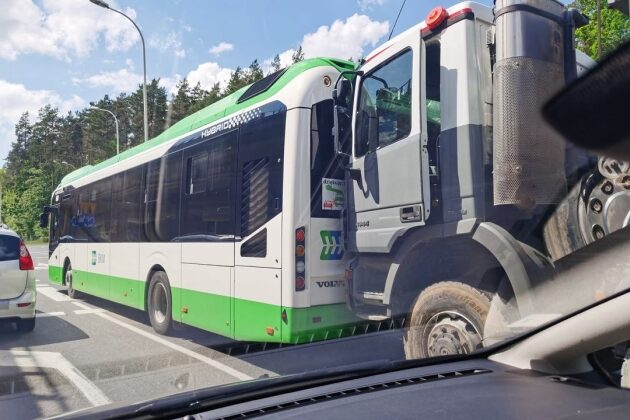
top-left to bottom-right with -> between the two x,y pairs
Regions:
355,49 -> 413,157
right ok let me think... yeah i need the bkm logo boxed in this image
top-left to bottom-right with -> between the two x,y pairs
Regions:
320,230 -> 343,261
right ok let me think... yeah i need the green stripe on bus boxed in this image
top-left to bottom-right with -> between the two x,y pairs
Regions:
72,270 -> 145,310
59,57 -> 355,187
49,265 -> 63,285
64,269 -> 359,343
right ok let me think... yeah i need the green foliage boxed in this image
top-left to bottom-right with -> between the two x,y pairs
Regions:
570,0 -> 630,60
271,54 -> 282,73
292,46 -> 304,63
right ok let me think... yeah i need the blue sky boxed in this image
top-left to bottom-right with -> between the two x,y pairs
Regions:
0,0 -> 492,162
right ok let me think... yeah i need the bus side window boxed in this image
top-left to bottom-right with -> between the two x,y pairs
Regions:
156,151 -> 182,241
185,153 -> 207,195
110,166 -> 142,242
143,159 -> 161,242
180,132 -> 236,238
59,193 -> 73,241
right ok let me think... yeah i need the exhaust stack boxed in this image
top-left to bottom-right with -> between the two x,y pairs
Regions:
493,0 -> 568,207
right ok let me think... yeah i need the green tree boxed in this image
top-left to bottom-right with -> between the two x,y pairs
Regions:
168,78 -> 193,127
570,0 -> 630,59
189,82 -> 221,114
225,66 -> 247,94
245,59 -> 264,84
271,54 -> 282,72
292,45 -> 304,63
128,79 -> 168,144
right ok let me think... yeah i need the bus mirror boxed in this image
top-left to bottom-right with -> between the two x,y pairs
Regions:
332,71 -> 360,168
39,213 -> 49,228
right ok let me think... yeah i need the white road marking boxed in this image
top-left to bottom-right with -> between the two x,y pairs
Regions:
37,311 -> 66,318
37,263 -> 49,268
36,286 -> 74,302
71,301 -> 253,381
73,308 -> 106,315
0,350 -> 110,407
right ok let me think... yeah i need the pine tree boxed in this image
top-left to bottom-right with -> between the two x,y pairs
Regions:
225,66 -> 246,94
246,59 -> 264,84
292,46 -> 304,63
168,78 -> 193,127
271,54 -> 282,72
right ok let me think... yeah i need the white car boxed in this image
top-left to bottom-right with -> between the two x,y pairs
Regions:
0,226 -> 36,331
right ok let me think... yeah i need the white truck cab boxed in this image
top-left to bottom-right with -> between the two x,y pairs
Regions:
332,0 -> 627,358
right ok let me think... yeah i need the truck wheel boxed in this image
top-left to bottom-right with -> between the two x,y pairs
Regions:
404,281 -> 490,360
147,271 -> 172,335
65,263 -> 80,299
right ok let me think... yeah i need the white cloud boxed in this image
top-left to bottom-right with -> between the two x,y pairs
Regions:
0,79 -> 85,161
0,0 -> 140,61
263,14 -> 388,72
159,74 -> 182,95
208,42 -> 234,56
149,31 -> 187,59
357,0 -> 388,11
301,14 -> 389,59
187,62 -> 233,91
72,69 -> 142,94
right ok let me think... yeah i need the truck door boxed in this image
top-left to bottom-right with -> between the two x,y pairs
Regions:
350,37 -> 429,252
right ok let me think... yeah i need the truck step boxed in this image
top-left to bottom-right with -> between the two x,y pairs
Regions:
361,291 -> 385,302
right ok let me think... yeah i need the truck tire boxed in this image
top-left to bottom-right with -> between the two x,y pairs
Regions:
147,271 -> 172,335
404,281 -> 490,360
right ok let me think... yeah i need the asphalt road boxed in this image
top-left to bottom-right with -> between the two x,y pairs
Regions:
0,244 -> 404,418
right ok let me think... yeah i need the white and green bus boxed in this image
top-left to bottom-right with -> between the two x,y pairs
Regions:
44,58 -> 358,343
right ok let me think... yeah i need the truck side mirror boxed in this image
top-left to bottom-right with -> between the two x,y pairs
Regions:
39,213 -> 49,228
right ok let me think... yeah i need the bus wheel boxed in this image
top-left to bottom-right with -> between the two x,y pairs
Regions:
65,263 -> 80,299
403,281 -> 490,360
148,271 -> 172,335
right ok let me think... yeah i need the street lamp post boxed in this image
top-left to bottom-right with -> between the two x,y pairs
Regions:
90,106 -> 120,155
89,0 -> 148,143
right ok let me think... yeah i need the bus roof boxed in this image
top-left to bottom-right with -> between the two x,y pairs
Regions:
59,57 -> 355,187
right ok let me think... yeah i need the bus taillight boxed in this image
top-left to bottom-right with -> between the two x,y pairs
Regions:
295,227 -> 306,291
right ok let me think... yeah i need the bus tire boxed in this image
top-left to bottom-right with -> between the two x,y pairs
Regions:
147,271 -> 172,335
403,281 -> 490,360
65,263 -> 80,299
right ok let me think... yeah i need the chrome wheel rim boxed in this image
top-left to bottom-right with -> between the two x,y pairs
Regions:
424,310 -> 482,357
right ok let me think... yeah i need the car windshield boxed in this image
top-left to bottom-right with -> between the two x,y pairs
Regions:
1,0 -> 629,418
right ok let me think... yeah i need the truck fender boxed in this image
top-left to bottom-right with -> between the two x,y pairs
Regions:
381,221 -> 552,318
471,222 -> 553,316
